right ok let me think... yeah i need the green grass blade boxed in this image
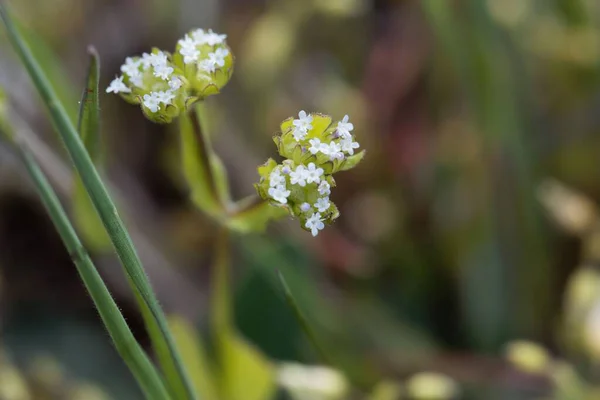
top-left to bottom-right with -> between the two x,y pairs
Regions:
276,270 -> 333,365
73,46 -> 110,251
15,140 -> 171,400
0,5 -> 198,400
77,46 -> 101,160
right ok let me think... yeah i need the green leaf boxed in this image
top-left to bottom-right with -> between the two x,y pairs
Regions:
338,149 -> 365,172
277,270 -> 333,365
226,195 -> 288,233
209,231 -> 275,400
0,6 -> 198,399
219,334 -> 275,400
15,141 -> 170,400
72,47 -> 110,251
179,106 -> 225,218
168,316 -> 219,399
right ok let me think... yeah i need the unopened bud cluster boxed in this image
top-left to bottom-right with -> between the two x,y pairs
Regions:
255,111 -> 365,236
106,29 -> 233,123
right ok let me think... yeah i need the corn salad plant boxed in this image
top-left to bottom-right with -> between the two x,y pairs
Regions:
0,3 -> 460,399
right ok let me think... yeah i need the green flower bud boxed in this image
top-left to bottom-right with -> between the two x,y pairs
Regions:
106,29 -> 233,123
255,111 -> 364,236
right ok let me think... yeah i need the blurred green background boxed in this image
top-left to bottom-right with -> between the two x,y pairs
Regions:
1,0 -> 600,398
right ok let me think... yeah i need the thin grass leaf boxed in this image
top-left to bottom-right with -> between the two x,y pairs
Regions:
15,140 -> 170,400
276,270 -> 332,365
0,6 -> 198,399
73,46 -> 110,251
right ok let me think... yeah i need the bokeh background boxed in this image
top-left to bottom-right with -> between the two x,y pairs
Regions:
1,0 -> 600,398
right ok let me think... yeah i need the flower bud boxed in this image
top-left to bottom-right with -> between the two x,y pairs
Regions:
255,111 -> 364,236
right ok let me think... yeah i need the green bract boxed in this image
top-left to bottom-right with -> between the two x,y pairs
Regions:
255,111 -> 365,236
106,29 -> 233,124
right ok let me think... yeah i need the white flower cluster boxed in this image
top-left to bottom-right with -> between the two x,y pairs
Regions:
265,161 -> 331,236
106,51 -> 184,114
294,112 -> 360,160
105,27 -> 233,123
256,111 -> 364,237
177,29 -> 230,73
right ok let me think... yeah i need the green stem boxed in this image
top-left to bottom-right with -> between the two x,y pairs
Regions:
16,140 -> 171,400
0,5 -> 197,399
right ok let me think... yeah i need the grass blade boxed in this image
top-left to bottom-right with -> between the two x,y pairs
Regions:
73,46 -> 110,250
15,140 -> 170,400
0,5 -> 198,399
276,270 -> 332,365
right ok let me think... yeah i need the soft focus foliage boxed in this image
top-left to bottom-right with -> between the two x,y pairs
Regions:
4,0 -> 600,399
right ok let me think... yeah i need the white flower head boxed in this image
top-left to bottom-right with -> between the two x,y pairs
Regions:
269,169 -> 286,187
140,52 -> 153,70
142,92 -> 161,113
155,90 -> 175,105
290,165 -> 308,187
169,77 -> 183,91
268,184 -> 291,204
315,197 -> 330,213
204,29 -> 227,46
292,110 -> 313,142
121,57 -> 142,79
305,212 -> 325,236
300,202 -> 311,212
179,36 -> 200,64
106,76 -> 131,94
309,138 -> 321,155
337,114 -> 354,139
341,137 -> 360,155
154,64 -> 174,81
328,142 -> 344,160
191,29 -> 207,43
318,181 -> 331,196
305,163 -> 323,184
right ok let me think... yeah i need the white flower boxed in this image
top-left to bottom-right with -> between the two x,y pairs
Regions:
140,52 -> 153,69
269,169 -> 286,187
148,51 -> 168,68
143,92 -> 161,112
155,90 -> 175,105
315,197 -> 330,213
121,57 -> 141,78
268,184 -> 291,204
106,76 -> 131,94
328,142 -> 344,160
169,77 -> 183,91
292,110 -> 313,141
191,29 -> 207,43
204,29 -> 227,46
305,212 -> 325,237
309,138 -> 321,155
337,114 -> 354,139
305,163 -> 323,184
340,137 -> 360,155
290,165 -> 308,187
154,64 -> 174,80
179,36 -> 200,64
300,202 -> 311,212
318,181 -> 331,196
